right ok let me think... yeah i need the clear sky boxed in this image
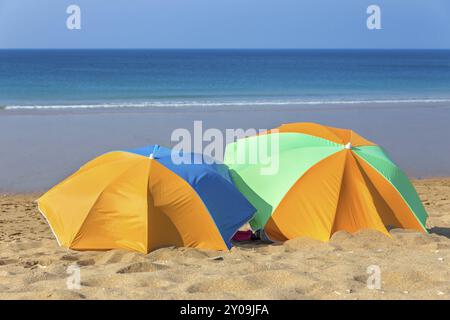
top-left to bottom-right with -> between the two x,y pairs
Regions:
0,0 -> 449,49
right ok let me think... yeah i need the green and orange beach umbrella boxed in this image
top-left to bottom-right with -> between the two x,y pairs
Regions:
224,122 -> 428,242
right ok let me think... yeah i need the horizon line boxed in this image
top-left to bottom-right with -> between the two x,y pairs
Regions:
1,48 -> 450,51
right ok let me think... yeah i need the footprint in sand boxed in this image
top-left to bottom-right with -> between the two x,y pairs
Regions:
22,271 -> 60,285
95,250 -> 136,265
116,261 -> 170,274
0,258 -> 19,266
60,254 -> 80,262
186,277 -> 257,294
42,290 -> 86,300
77,258 -> 96,267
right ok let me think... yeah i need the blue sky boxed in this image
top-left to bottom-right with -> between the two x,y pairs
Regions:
0,0 -> 449,49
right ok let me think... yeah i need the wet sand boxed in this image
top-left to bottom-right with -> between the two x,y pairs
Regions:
1,102 -> 450,193
0,179 -> 449,300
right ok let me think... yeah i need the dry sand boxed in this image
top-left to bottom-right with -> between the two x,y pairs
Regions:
0,179 -> 449,300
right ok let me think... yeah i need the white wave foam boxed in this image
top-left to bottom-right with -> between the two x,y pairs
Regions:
4,98 -> 450,110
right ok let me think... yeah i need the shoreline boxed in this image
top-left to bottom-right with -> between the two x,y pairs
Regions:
2,101 -> 450,192
2,100 -> 450,115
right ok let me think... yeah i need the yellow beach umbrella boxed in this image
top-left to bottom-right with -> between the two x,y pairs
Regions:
38,145 -> 255,253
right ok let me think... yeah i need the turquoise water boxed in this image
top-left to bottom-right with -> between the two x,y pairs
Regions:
1,49 -> 450,109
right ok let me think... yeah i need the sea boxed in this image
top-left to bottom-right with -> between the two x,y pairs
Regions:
1,49 -> 450,109
1,49 -> 450,191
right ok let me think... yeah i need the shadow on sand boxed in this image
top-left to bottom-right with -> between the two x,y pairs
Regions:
429,227 -> 450,239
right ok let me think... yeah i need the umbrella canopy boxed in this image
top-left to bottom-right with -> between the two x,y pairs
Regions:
224,122 -> 428,241
38,145 -> 255,253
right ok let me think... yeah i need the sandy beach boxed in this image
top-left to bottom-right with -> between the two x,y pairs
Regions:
0,178 -> 448,300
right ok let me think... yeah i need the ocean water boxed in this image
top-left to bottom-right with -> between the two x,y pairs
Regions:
2,49 -> 450,190
1,49 -> 450,109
